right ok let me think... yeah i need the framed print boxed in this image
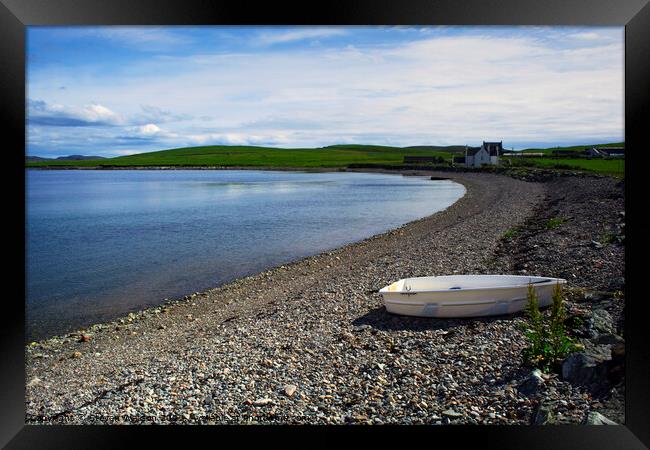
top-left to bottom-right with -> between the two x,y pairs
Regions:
2,0 -> 649,447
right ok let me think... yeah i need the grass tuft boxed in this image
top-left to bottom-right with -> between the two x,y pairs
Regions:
546,217 -> 569,230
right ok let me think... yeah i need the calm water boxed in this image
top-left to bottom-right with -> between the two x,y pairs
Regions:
26,170 -> 465,341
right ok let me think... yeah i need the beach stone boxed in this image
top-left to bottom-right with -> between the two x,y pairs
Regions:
587,309 -> 613,337
284,384 -> 297,397
532,401 -> 557,425
442,409 -> 463,418
517,369 -> 545,397
562,345 -> 611,387
611,342 -> 625,359
253,398 -> 273,406
583,411 -> 617,425
594,333 -> 624,346
27,377 -> 42,388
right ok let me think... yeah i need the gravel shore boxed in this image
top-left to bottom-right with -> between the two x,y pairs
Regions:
25,170 -> 625,425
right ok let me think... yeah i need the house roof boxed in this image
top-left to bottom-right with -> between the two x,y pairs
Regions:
466,141 -> 504,157
595,147 -> 625,154
483,141 -> 503,156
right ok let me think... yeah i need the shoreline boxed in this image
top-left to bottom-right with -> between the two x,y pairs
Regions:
26,165 -> 360,171
25,170 -> 625,425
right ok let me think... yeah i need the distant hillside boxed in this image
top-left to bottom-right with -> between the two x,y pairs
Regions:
27,144 -> 457,168
26,155 -> 106,162
26,156 -> 52,162
56,155 -> 107,161
404,145 -> 466,154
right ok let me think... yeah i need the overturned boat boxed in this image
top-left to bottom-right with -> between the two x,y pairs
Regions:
379,275 -> 566,318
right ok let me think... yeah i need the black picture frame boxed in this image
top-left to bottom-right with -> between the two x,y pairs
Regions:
2,0 -> 649,447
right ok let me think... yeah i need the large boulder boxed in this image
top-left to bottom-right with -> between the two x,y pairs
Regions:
562,345 -> 612,389
594,333 -> 624,346
587,309 -> 614,337
583,411 -> 618,425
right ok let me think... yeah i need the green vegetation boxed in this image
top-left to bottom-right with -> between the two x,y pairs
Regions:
26,141 -> 624,177
522,282 -> 579,373
26,144 -> 456,169
546,217 -> 569,230
504,157 -> 624,177
502,227 -> 520,239
514,142 -> 624,156
599,231 -> 618,245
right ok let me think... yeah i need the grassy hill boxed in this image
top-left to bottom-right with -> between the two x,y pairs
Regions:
26,142 -> 624,177
26,144 -> 457,169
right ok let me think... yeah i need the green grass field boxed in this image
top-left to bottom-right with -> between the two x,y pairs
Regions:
26,145 -> 458,169
514,142 -> 624,156
503,157 -> 624,177
26,142 -> 625,177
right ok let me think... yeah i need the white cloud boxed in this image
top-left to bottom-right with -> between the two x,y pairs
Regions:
28,100 -> 124,126
187,132 -> 290,146
138,123 -> 162,136
569,32 -> 605,40
256,27 -> 347,45
111,149 -> 141,155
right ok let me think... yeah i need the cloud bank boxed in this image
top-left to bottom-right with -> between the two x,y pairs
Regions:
27,26 -> 624,157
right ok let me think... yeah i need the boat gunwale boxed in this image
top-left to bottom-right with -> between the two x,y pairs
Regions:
379,275 -> 566,295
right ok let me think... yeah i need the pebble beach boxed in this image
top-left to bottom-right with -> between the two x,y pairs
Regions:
25,170 -> 625,425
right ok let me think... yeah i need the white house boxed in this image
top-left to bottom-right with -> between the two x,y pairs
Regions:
465,141 -> 503,168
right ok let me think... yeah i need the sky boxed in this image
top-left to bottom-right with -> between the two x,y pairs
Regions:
27,26 -> 624,157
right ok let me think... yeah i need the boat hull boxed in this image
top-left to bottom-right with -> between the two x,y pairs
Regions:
379,275 -> 566,318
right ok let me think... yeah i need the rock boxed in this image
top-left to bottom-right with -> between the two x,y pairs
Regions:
78,334 -> 91,343
284,384 -> 297,397
532,401 -> 557,425
591,240 -> 603,249
252,398 -> 273,406
27,377 -> 42,388
517,369 -> 545,396
594,333 -> 624,346
562,345 -> 611,387
583,411 -> 617,425
339,331 -> 355,342
582,291 -> 604,303
442,409 -> 464,418
611,342 -> 625,359
72,351 -> 82,359
587,309 -> 613,336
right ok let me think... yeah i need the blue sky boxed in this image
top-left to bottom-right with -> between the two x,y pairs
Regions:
27,26 -> 624,157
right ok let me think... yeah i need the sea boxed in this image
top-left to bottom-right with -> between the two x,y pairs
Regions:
26,169 -> 465,341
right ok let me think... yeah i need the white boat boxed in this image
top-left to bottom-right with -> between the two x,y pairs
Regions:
378,275 -> 566,318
